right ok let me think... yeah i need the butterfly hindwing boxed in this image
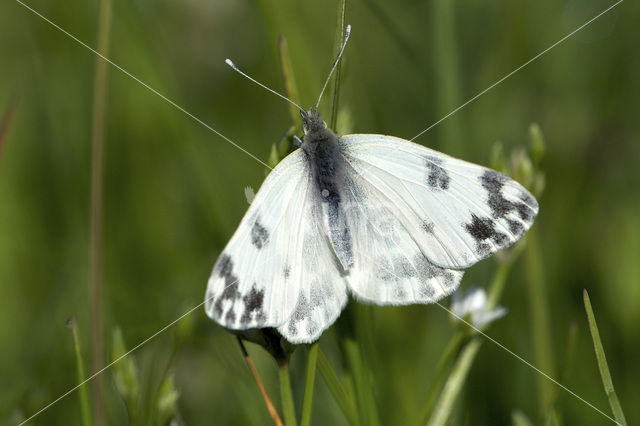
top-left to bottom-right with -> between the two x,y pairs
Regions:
338,162 -> 464,304
340,134 -> 539,270
277,192 -> 349,343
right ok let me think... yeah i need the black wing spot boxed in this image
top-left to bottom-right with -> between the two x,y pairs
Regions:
465,214 -> 509,254
213,255 -> 240,320
481,169 -> 507,193
481,170 -> 536,224
508,219 -> 524,236
425,156 -> 451,190
251,219 -> 269,249
287,294 -> 309,337
481,170 -> 513,219
515,201 -> 534,222
224,309 -> 236,323
240,285 -> 266,326
465,214 -> 497,242
440,271 -> 455,288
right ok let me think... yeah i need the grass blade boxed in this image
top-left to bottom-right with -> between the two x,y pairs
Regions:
317,349 -> 357,425
583,290 -> 627,426
423,258 -> 514,425
279,361 -> 298,426
342,337 -> 379,426
67,318 -> 93,426
300,343 -> 319,426
110,328 -> 139,425
426,338 -> 483,426
361,0 -> 419,65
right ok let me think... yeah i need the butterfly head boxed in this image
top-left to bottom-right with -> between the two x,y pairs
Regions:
301,108 -> 327,135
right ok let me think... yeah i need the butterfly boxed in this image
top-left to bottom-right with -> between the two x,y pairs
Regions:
204,26 -> 538,344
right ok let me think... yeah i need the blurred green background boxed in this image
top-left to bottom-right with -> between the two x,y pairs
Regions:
1,0 -> 638,424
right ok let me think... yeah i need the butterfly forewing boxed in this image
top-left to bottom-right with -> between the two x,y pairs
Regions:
204,151 -> 310,330
341,134 -> 539,270
205,149 -> 349,343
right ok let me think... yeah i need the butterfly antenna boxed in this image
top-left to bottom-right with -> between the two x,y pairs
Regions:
315,24 -> 351,109
225,59 -> 305,113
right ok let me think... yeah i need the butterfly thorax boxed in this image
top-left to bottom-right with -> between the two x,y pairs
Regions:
300,108 -> 344,187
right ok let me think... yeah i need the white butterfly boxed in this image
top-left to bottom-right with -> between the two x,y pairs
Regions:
204,26 -> 538,344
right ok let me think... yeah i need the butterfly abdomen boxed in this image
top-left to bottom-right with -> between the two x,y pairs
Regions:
302,124 -> 355,270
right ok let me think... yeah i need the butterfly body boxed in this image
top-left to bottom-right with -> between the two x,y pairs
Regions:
205,109 -> 538,343
302,108 -> 354,270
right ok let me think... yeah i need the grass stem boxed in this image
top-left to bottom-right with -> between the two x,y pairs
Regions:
89,0 -> 113,423
524,229 -> 556,416
237,338 -> 283,426
583,290 -> 627,426
0,94 -> 19,161
329,0 -> 347,130
486,259 -> 512,310
426,337 -> 482,426
418,331 -> 466,424
278,35 -> 302,130
431,0 -> 462,155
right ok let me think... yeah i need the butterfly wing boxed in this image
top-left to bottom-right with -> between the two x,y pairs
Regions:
340,134 -> 539,270
276,190 -> 348,343
337,160 -> 464,304
205,149 -> 348,343
204,150 -> 309,330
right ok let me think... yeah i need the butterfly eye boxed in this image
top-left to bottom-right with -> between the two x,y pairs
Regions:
300,111 -> 309,134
